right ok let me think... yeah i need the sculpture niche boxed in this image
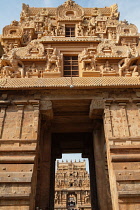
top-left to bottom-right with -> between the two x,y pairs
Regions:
45,48 -> 62,73
79,48 -> 96,71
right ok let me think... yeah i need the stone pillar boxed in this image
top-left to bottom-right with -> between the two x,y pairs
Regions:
104,101 -> 119,210
37,100 -> 54,210
38,123 -> 52,210
93,126 -> 112,210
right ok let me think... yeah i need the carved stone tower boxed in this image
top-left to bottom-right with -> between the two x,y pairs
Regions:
0,0 -> 140,209
55,160 -> 91,210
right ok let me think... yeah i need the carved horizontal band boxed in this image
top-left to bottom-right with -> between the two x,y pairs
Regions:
0,77 -> 140,89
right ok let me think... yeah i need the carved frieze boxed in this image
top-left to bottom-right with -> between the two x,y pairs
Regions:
0,0 -> 140,81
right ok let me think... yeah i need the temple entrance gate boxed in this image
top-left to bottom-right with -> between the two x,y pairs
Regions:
0,0 -> 140,209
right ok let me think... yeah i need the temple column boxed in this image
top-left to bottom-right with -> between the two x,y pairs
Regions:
89,98 -> 113,210
36,100 -> 53,210
39,123 -> 52,210
93,126 -> 112,210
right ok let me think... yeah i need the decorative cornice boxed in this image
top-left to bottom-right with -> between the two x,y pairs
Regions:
0,77 -> 140,89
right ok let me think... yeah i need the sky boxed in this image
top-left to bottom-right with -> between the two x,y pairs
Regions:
56,154 -> 89,172
0,0 -> 140,34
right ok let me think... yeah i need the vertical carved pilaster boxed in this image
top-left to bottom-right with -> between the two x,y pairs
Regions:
32,103 -> 40,140
118,102 -> 130,137
0,101 -> 10,139
16,105 -> 24,139
104,101 -> 113,138
0,106 -> 7,139
136,102 -> 140,120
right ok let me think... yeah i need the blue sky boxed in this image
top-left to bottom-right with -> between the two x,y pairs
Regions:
0,0 -> 140,34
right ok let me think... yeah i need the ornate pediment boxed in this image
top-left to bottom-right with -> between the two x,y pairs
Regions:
15,40 -> 45,59
57,0 -> 84,20
117,23 -> 138,36
2,25 -> 22,38
96,40 -> 129,58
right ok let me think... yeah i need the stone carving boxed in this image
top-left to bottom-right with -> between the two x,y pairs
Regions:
0,51 -> 24,78
57,0 -> 84,20
20,3 -> 30,21
26,41 -> 44,57
79,48 -> 96,71
108,28 -> 117,40
110,4 -> 119,19
97,40 -> 118,57
118,53 -> 140,76
2,25 -> 22,38
84,191 -> 90,204
44,23 -> 55,36
26,63 -> 40,78
22,29 -> 33,44
77,22 -> 84,36
55,23 -> 64,36
117,23 -> 138,36
96,21 -> 106,33
45,48 -> 61,72
87,22 -> 96,36
54,192 -> 59,204
101,61 -> 117,76
0,78 -> 7,86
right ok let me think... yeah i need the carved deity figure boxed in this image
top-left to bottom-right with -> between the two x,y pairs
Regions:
101,61 -> 115,73
46,48 -> 61,72
26,63 -> 40,78
77,22 -> 84,36
54,192 -> 59,204
87,22 -> 96,36
84,191 -> 90,204
79,49 -> 96,71
47,23 -> 55,36
0,51 -> 24,78
79,48 -> 90,61
96,21 -> 106,33
22,30 -> 32,44
56,23 -> 64,36
118,53 -> 138,76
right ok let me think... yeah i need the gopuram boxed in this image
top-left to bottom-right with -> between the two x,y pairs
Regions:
55,160 -> 91,210
0,0 -> 140,209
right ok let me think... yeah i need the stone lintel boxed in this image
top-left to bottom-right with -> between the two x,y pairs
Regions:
115,98 -> 130,103
0,100 -> 10,107
112,155 -> 140,162
118,191 -> 140,198
132,98 -> 140,103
